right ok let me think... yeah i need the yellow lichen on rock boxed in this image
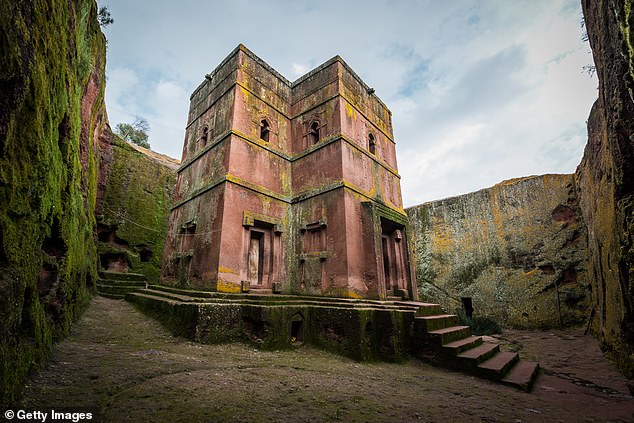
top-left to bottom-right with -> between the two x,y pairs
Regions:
217,279 -> 241,293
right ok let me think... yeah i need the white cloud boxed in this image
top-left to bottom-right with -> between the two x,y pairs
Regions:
291,63 -> 309,77
105,67 -> 187,158
146,80 -> 189,159
104,66 -> 141,132
400,122 -> 487,204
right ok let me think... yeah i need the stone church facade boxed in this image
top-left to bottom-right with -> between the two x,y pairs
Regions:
161,45 -> 416,300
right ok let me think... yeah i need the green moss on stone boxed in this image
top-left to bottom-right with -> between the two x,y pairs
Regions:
0,0 -> 106,406
98,137 -> 176,283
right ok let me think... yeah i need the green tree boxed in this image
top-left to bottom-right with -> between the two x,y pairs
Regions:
98,6 -> 114,26
115,117 -> 150,149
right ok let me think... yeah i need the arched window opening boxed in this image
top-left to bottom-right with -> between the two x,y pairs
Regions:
260,119 -> 270,142
369,133 -> 376,155
309,121 -> 320,144
201,126 -> 208,146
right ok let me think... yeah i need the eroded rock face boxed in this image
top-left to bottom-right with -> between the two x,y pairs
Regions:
406,174 -> 590,329
97,138 -> 178,283
0,0 -> 108,406
577,0 -> 634,377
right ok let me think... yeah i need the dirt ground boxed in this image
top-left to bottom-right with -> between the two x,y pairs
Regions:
14,297 -> 634,422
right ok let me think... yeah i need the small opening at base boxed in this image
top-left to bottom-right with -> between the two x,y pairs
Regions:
290,320 -> 303,344
461,297 -> 473,320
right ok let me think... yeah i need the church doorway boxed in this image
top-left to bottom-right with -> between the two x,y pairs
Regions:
380,218 -> 407,296
247,230 -> 265,286
244,219 -> 280,290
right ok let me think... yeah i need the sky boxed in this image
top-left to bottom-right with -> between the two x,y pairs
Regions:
101,0 -> 597,207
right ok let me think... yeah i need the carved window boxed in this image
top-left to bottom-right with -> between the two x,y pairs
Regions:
179,222 -> 196,251
260,119 -> 270,142
201,126 -> 208,146
301,220 -> 327,253
309,121 -> 320,144
369,133 -> 376,155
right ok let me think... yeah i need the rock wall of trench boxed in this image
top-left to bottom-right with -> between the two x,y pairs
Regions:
578,0 -> 634,377
406,174 -> 591,329
0,0 -> 108,406
97,137 -> 178,283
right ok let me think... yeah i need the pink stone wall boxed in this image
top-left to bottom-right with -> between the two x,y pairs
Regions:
161,185 -> 225,289
291,141 -> 343,194
339,98 -> 397,171
293,190 -> 350,295
291,98 -> 341,154
291,61 -> 339,108
232,85 -> 291,154
343,190 -> 375,298
216,183 -> 289,292
183,88 -> 235,162
226,135 -> 291,196
339,64 -> 393,140
173,139 -> 230,204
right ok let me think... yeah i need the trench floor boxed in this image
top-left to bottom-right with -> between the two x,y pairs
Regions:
16,297 -> 634,422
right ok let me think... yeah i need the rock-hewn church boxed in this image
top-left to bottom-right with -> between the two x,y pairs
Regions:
161,44 -> 416,300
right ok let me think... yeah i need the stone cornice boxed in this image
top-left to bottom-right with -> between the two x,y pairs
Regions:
171,174 -> 405,218
178,130 -> 400,179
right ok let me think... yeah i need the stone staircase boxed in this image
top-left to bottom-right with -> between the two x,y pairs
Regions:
123,284 -> 539,390
414,303 -> 539,391
96,271 -> 147,299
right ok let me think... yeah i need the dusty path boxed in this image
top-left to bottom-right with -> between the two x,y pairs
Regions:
14,297 -> 634,422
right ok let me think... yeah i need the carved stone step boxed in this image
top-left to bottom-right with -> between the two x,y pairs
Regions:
384,296 -> 401,301
414,303 -> 445,317
502,360 -> 540,391
457,342 -> 500,366
477,351 -> 519,380
413,301 -> 540,391
98,271 -> 147,282
97,279 -> 146,287
96,284 -> 144,295
442,335 -> 483,355
415,314 -> 458,331
428,325 -> 471,345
